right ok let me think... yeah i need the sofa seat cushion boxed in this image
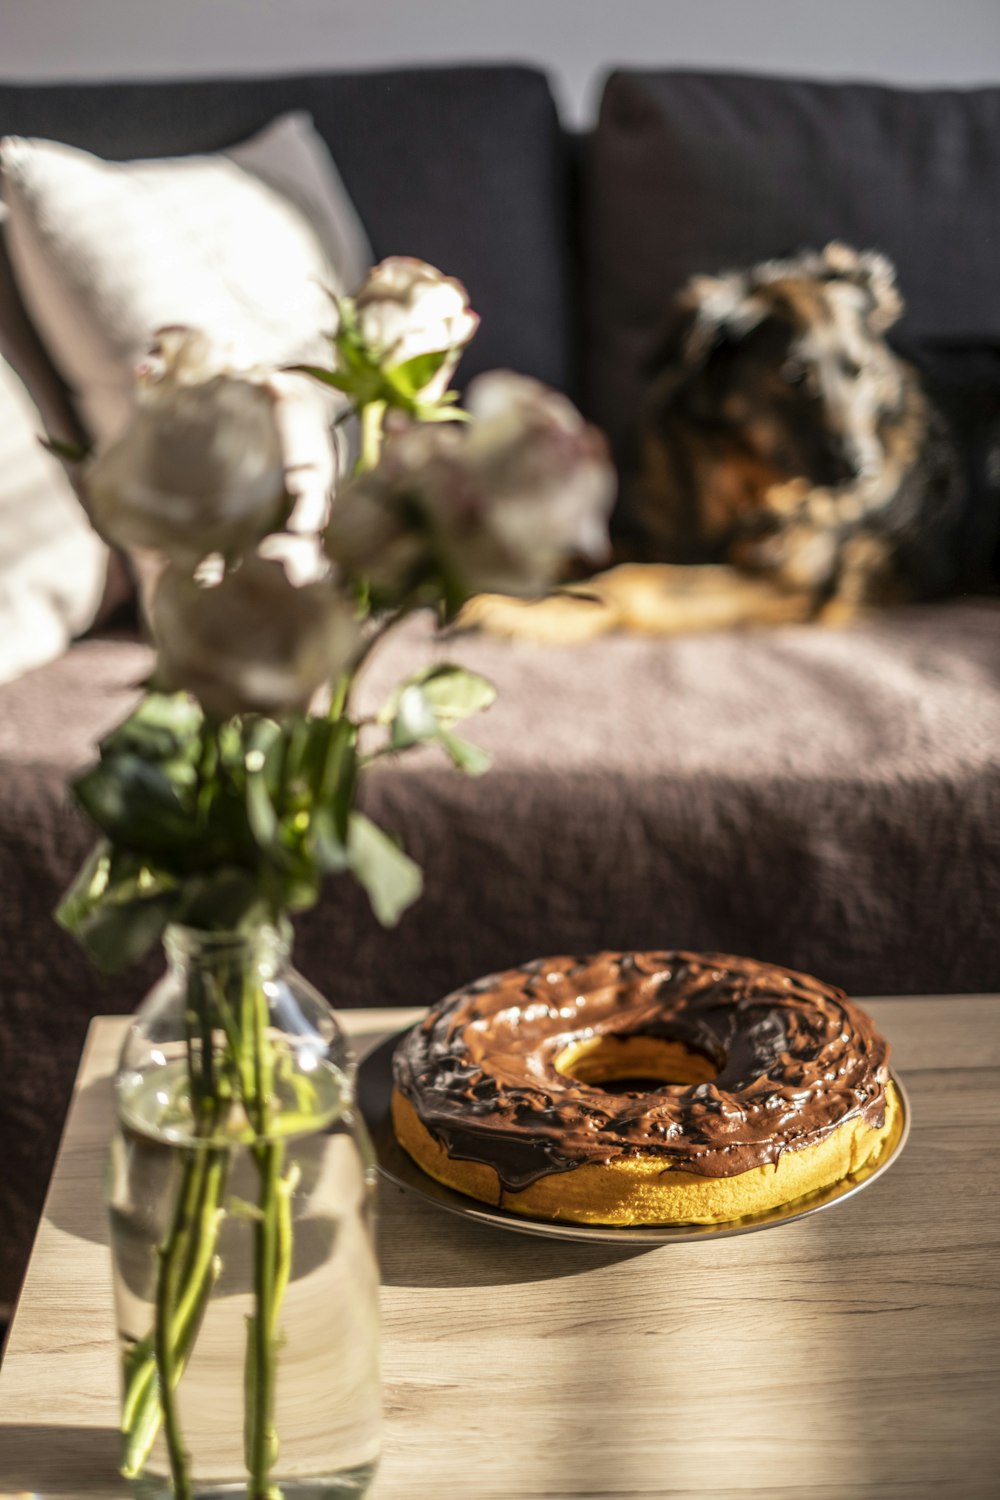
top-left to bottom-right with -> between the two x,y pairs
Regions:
2,602 -> 999,1304
4,604 -> 1000,1002
349,602 -> 1000,1004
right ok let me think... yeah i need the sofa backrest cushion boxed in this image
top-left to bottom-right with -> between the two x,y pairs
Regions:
0,66 -> 574,401
1,113 -> 370,450
0,350 -> 109,683
584,69 -> 1000,473
0,230 -> 84,447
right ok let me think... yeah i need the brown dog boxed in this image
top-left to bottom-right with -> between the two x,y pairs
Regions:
461,243 -> 960,643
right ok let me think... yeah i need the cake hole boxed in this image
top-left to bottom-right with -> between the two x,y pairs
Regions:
554,1034 -> 719,1094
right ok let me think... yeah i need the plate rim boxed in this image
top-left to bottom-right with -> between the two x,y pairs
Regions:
355,1025 -> 910,1246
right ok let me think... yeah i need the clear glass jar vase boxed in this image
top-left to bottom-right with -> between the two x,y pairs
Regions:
107,923 -> 381,1500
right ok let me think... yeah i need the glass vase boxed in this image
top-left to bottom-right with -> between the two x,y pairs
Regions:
107,923 -> 381,1500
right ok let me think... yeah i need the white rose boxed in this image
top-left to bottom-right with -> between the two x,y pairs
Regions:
456,372 -> 615,593
152,555 -> 359,720
324,373 -> 615,602
353,258 -> 479,400
86,329 -> 289,566
324,423 -> 459,600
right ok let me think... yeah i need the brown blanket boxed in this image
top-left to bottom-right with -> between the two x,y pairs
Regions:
1,599 -> 998,1304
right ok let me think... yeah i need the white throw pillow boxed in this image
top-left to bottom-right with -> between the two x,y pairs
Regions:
0,351 -> 108,684
0,111 -> 372,515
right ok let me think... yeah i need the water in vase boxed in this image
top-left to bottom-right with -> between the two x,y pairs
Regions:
108,1059 -> 381,1499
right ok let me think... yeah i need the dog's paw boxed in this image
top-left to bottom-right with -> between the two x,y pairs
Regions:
763,477 -> 811,516
455,591 -> 615,645
817,597 -> 867,628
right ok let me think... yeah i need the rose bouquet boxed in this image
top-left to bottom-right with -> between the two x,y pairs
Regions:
56,258 -> 615,1499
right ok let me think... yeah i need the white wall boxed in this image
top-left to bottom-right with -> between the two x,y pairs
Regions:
2,0 -> 999,125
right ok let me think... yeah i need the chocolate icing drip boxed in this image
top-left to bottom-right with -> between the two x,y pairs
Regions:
393,951 -> 891,1192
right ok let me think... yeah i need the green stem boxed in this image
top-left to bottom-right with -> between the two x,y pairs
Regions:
121,1124 -> 229,1479
356,399 -> 386,474
121,1144 -> 210,1431
152,1152 -> 200,1500
340,590 -> 426,720
122,938 -> 300,1498
246,1141 -> 284,1496
176,1156 -> 227,1335
120,981 -> 232,1485
329,672 -> 350,721
243,971 -> 286,1499
121,1215 -> 222,1478
197,986 -> 215,1112
273,1161 -> 301,1319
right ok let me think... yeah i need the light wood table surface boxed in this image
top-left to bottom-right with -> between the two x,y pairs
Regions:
1,998 -> 999,1499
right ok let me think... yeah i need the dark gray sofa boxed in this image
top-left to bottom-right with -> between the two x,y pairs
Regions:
1,65 -> 998,1310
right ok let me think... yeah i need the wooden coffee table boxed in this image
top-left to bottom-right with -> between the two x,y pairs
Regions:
1,998 -> 998,1499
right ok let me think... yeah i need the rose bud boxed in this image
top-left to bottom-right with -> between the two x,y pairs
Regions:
353,257 -> 479,399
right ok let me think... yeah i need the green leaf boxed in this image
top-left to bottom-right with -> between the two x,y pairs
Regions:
347,812 -> 423,927
309,806 -> 350,875
316,719 -> 358,845
439,730 -> 491,777
56,844 -> 179,971
321,284 -> 346,318
216,718 -> 249,768
74,754 -> 199,853
417,665 -> 496,726
76,893 -> 178,971
274,870 -> 322,913
377,666 -> 495,774
285,364 -> 355,394
239,717 -> 360,894
243,716 -> 282,776
331,331 -> 390,406
297,718 -> 336,797
242,717 -> 283,844
100,693 -> 204,764
172,868 -> 266,932
245,764 -> 280,853
83,696 -> 206,860
380,665 -> 495,732
40,434 -> 92,464
334,323 -> 369,370
382,349 -> 449,400
389,683 -> 439,750
411,402 -> 470,424
55,841 -> 114,935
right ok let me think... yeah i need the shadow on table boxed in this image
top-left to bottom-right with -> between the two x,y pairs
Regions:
46,1079 -> 349,1291
42,1078 -> 114,1249
52,1044 -> 652,1290
376,1183 -> 650,1288
0,1423 -> 123,1495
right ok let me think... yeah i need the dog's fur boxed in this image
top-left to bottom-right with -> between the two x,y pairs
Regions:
462,243 -> 961,643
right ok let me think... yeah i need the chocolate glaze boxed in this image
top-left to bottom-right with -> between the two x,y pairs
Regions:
393,952 -> 891,1192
